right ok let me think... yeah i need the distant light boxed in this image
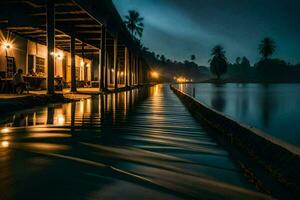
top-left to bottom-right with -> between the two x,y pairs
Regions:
120,71 -> 124,76
151,71 -> 159,79
176,77 -> 188,83
1,128 -> 10,134
111,68 -> 115,72
86,63 -> 91,67
1,141 -> 9,148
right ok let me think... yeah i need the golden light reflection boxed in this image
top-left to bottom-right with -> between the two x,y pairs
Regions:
1,141 -> 9,148
1,128 -> 10,134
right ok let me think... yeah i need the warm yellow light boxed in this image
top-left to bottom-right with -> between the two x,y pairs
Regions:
80,61 -> 85,67
151,71 -> 159,79
56,114 -> 65,125
176,77 -> 188,83
111,68 -> 115,72
56,52 -> 64,60
1,141 -> 9,148
2,42 -> 12,50
86,63 -> 91,67
1,128 -> 10,134
120,71 -> 124,76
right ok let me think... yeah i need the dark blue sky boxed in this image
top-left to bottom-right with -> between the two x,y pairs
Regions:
113,0 -> 300,66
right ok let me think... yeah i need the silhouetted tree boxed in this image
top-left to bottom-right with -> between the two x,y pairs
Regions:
124,10 -> 144,39
235,57 -> 241,65
191,55 -> 196,62
241,56 -> 251,68
259,37 -> 276,60
160,55 -> 166,64
209,45 -> 228,80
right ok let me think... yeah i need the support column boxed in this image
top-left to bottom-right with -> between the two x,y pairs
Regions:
135,55 -> 138,85
129,51 -> 132,86
132,54 -> 135,85
46,0 -> 55,94
124,47 -> 128,87
113,37 -> 118,89
70,35 -> 76,92
104,51 -> 108,89
100,26 -> 106,91
137,57 -> 140,85
139,59 -> 142,85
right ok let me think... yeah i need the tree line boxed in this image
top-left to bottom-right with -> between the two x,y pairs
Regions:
124,10 -> 300,83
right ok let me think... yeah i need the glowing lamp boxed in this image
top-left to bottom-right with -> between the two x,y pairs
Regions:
56,53 -> 64,60
3,42 -> 11,50
151,71 -> 159,79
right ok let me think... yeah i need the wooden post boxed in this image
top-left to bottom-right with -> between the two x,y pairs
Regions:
128,51 -> 132,86
46,0 -> 55,94
100,26 -> 106,91
104,51 -> 108,89
113,37 -> 118,89
125,47 -> 128,87
70,35 -> 77,92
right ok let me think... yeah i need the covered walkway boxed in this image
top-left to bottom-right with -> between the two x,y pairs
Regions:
0,0 -> 148,95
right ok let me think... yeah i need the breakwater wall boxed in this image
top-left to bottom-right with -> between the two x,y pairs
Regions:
170,84 -> 300,194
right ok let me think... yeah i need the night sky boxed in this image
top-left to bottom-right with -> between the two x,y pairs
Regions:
113,0 -> 300,66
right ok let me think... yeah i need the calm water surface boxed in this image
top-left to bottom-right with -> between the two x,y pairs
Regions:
0,85 -> 269,199
178,83 -> 300,147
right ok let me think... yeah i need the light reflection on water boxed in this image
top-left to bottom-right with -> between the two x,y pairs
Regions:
0,89 -> 144,129
178,83 -> 300,147
0,85 -> 269,199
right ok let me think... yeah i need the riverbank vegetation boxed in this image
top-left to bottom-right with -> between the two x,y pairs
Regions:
124,10 -> 300,83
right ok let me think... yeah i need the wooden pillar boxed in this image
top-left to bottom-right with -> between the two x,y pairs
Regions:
104,51 -> 108,89
136,56 -> 141,85
132,54 -> 135,85
82,43 -> 87,82
100,26 -> 106,91
113,37 -> 118,89
128,51 -> 132,86
139,59 -> 142,85
46,0 -> 55,94
125,47 -> 128,87
135,55 -> 138,85
70,35 -> 76,92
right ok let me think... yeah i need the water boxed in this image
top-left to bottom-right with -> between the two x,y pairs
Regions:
178,83 -> 300,148
0,85 -> 269,199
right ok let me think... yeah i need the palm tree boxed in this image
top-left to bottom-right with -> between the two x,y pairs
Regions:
191,55 -> 196,62
124,10 -> 144,39
209,45 -> 228,80
258,37 -> 276,60
160,55 -> 166,64
235,57 -> 241,65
